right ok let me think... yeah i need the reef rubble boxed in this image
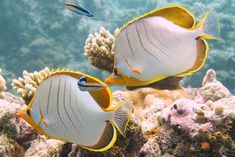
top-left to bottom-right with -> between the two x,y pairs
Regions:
0,68 -> 234,157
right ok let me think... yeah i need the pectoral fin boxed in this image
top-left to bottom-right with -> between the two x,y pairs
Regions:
132,68 -> 142,75
39,106 -> 48,128
125,59 -> 142,75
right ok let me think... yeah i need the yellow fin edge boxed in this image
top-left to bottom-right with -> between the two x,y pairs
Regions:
176,39 -> 209,77
81,124 -> 117,152
117,4 -> 196,36
107,100 -> 133,137
143,74 -> 167,86
193,11 -> 220,40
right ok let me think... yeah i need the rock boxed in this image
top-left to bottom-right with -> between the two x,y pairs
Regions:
200,69 -> 231,102
213,96 -> 235,118
139,139 -> 162,157
161,98 -> 213,132
0,99 -> 21,117
0,135 -> 14,157
24,138 -> 65,157
0,134 -> 24,157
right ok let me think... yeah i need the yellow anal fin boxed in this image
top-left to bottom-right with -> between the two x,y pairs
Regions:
176,39 -> 208,77
81,122 -> 117,152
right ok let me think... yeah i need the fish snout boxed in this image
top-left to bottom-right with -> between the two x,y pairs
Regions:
16,110 -> 24,119
104,77 -> 112,84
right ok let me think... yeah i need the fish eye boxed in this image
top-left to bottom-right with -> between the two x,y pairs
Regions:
78,76 -> 87,84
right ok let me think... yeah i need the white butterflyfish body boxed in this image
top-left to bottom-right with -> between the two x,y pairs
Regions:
105,5 -> 220,86
17,70 -> 133,152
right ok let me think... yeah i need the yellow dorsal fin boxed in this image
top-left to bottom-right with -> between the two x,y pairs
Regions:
42,69 -> 113,111
119,5 -> 196,34
176,39 -> 208,77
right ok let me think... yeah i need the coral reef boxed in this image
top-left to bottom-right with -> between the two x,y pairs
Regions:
11,67 -> 51,104
0,86 -> 35,157
84,27 -> 119,72
0,69 -> 234,156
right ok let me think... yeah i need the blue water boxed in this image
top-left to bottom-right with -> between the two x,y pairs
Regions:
0,0 -> 234,93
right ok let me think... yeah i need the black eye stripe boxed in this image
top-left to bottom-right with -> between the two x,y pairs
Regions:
114,68 -> 118,76
26,109 -> 31,117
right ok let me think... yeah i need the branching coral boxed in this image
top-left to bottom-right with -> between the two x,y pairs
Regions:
84,27 -> 119,72
11,67 -> 51,104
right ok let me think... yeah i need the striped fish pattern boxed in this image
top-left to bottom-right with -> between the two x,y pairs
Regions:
105,5 -> 220,86
17,70 -> 133,152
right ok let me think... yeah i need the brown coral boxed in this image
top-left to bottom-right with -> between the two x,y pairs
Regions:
11,67 -> 51,104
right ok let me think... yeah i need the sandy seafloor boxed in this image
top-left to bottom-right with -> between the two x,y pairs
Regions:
0,0 -> 234,93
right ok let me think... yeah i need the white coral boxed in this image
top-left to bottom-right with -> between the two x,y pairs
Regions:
84,27 -> 119,72
0,69 -> 7,98
11,67 -> 51,104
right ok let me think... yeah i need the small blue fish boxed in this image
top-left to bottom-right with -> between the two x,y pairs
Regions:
65,2 -> 93,17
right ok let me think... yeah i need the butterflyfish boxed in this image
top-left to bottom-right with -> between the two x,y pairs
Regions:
64,2 -> 93,17
105,5 -> 220,86
17,69 -> 133,152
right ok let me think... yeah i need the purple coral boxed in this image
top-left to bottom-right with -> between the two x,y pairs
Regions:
161,98 -> 213,132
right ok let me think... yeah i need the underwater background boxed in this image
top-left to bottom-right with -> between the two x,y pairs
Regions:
0,0 -> 234,93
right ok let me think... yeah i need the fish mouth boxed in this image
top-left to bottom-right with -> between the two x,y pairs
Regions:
16,110 -> 23,118
104,78 -> 111,84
